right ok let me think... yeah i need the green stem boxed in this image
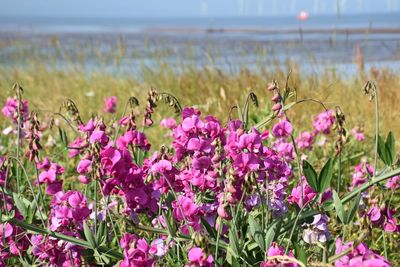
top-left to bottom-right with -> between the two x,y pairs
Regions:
253,173 -> 266,232
284,204 -> 308,254
281,167 -> 400,236
373,85 -> 379,178
8,156 -> 46,228
337,152 -> 342,193
94,174 -> 98,236
16,87 -> 22,194
341,168 -> 400,204
382,230 -> 388,259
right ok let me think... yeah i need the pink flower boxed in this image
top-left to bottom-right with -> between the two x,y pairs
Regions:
272,120 -> 293,138
38,169 -> 57,184
151,159 -> 172,173
385,176 -> 399,190
77,159 -> 92,174
335,238 -> 391,267
68,137 -> 86,158
296,131 -> 314,150
2,97 -> 29,123
351,127 -> 365,141
160,118 -> 177,129
89,130 -> 109,145
367,207 -> 381,222
120,234 -> 155,267
260,242 -> 297,267
103,96 -> 117,113
217,204 -> 232,220
188,247 -> 214,267
149,239 -> 167,257
173,195 -> 198,222
313,110 -> 335,135
288,177 -> 317,208
117,130 -> 151,151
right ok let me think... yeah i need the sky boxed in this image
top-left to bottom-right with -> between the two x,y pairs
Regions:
0,0 -> 399,18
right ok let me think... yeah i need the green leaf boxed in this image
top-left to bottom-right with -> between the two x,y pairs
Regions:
321,200 -> 334,212
294,242 -> 307,266
83,221 -> 96,249
58,128 -> 69,147
162,210 -> 176,237
318,158 -> 333,193
229,229 -> 240,257
385,132 -> 396,165
226,249 -> 240,267
26,201 -> 36,224
302,160 -> 318,192
248,216 -> 265,253
345,193 -> 361,224
332,190 -> 345,223
13,193 -> 28,219
265,219 -> 281,251
100,253 -> 111,264
96,221 -> 106,246
378,135 -> 390,166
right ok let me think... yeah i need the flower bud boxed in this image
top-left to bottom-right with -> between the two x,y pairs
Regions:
267,83 -> 276,91
217,204 -> 232,220
272,103 -> 282,111
271,93 -> 281,102
211,154 -> 221,163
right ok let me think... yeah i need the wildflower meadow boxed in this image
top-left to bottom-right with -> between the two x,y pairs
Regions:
0,78 -> 399,267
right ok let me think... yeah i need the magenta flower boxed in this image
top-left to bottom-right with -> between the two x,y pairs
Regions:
288,177 -> 317,208
385,176 -> 399,190
173,195 -> 198,222
296,131 -> 314,150
150,159 -> 172,173
367,206 -> 381,222
103,96 -> 117,113
89,130 -> 109,145
77,159 -> 92,174
160,117 -> 177,129
68,137 -> 86,158
350,163 -> 374,190
36,158 -> 65,195
117,130 -> 150,151
351,127 -> 365,141
313,110 -> 335,135
149,239 -> 167,257
2,97 -> 29,123
120,234 -> 155,267
188,247 -> 214,267
272,120 -> 293,138
335,238 -> 391,267
260,242 -> 298,267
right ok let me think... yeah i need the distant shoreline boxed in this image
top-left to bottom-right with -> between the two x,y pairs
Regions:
145,27 -> 400,35
1,26 -> 400,36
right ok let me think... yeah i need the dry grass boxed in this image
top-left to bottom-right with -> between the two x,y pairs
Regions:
0,45 -> 399,147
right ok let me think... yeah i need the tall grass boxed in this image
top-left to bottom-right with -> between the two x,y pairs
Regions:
0,36 -> 399,147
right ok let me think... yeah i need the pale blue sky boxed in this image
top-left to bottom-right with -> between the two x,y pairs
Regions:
0,0 -> 399,18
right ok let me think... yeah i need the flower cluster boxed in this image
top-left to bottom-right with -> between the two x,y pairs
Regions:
103,96 -> 117,113
1,97 -> 29,124
312,110 -> 335,135
335,238 -> 391,267
0,90 -> 397,267
260,242 -> 298,267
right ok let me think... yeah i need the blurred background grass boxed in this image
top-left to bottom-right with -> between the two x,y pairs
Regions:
0,37 -> 399,148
